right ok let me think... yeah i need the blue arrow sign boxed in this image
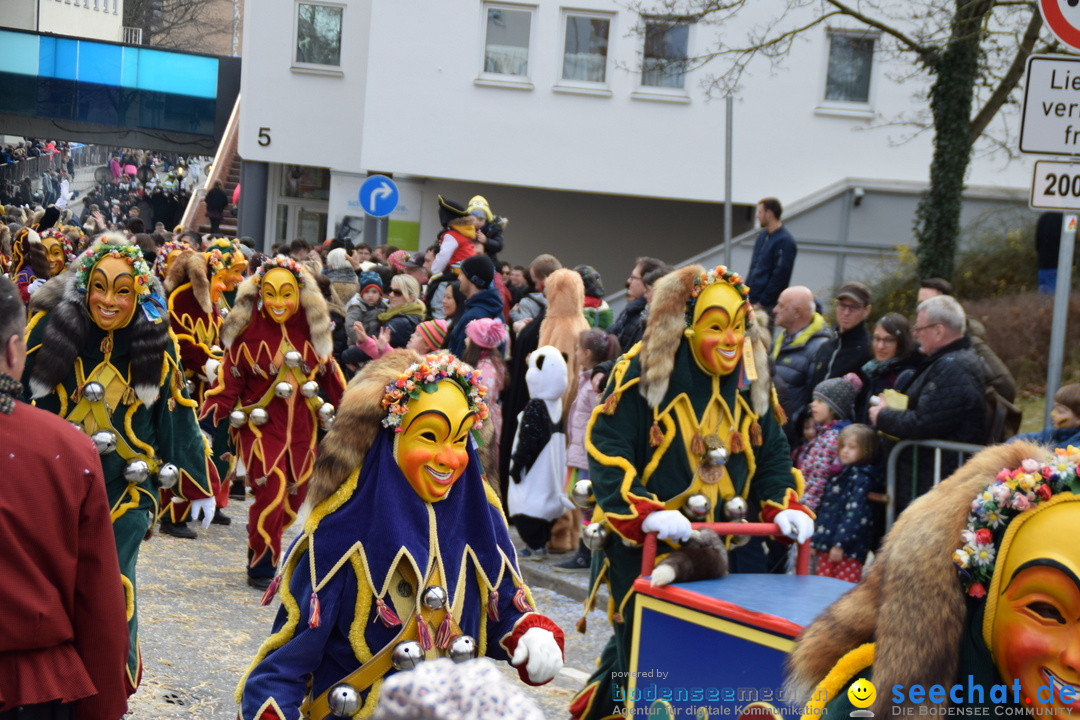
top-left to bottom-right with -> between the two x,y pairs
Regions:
359,175 -> 399,218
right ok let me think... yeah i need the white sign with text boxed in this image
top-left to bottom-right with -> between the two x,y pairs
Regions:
1021,54 -> 1080,156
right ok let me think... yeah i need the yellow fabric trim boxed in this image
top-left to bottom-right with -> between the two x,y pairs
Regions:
121,573 -> 135,621
800,642 -> 875,720
110,485 -> 141,522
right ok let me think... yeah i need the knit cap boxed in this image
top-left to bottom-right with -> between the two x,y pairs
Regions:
415,319 -> 448,352
358,270 -> 384,295
459,254 -> 495,290
465,317 -> 508,350
812,372 -> 864,421
387,250 -> 411,273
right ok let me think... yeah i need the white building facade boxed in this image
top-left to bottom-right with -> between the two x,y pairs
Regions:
5,0 -> 125,42
237,0 -> 1035,295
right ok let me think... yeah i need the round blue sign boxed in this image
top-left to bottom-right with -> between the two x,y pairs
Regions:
359,175 -> 399,218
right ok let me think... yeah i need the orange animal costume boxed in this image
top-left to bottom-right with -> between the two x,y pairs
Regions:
201,258 -> 346,586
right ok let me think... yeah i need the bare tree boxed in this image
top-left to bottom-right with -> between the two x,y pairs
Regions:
124,0 -> 237,56
625,0 -> 1055,280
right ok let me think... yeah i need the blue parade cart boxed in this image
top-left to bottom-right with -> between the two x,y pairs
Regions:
627,523 -> 853,719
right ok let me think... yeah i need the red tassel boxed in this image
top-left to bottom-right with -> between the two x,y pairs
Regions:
612,612 -> 624,624
487,590 -> 499,622
259,575 -> 281,606
375,596 -> 402,628
436,614 -> 459,649
750,422 -> 763,447
690,433 -> 706,456
576,615 -> 588,634
417,619 -> 434,651
774,401 -> 787,426
512,586 -> 533,613
729,432 -> 744,454
649,422 -> 663,447
308,592 -> 321,629
602,393 -> 618,415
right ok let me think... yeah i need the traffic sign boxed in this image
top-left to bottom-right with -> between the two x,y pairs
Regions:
1031,159 -> 1080,210
1020,54 -> 1080,155
1039,0 -> 1080,53
358,175 -> 399,218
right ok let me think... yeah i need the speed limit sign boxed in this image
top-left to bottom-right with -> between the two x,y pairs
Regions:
1031,159 -> 1080,210
1040,0 -> 1080,52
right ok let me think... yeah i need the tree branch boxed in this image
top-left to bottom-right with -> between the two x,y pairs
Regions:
822,0 -> 938,65
968,5 -> 1042,144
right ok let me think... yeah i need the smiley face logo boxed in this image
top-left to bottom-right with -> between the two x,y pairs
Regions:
848,678 -> 876,709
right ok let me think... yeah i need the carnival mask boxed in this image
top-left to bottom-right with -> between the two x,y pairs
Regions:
41,235 -> 67,276
87,255 -> 138,331
989,496 -> 1080,712
392,380 -> 474,503
260,267 -> 300,324
686,282 -> 747,376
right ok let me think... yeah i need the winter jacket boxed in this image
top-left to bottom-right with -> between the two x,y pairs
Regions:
607,296 -> 647,354
794,419 -> 849,512
1009,425 -> 1080,450
566,370 -> 600,469
343,295 -> 385,344
810,322 -> 872,390
510,291 -> 547,325
772,313 -> 834,426
855,353 -> 920,424
874,336 -> 986,514
811,463 -> 881,563
447,287 -> 505,357
746,226 -> 797,310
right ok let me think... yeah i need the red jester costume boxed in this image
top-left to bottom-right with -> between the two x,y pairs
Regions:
201,258 -> 346,588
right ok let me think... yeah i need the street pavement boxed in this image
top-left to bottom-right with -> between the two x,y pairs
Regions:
127,497 -> 611,719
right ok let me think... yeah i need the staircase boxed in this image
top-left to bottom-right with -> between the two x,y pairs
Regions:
196,153 -> 242,237
179,95 -> 242,238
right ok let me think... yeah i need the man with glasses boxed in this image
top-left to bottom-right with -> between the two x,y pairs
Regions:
608,256 -> 664,354
810,282 -> 873,389
868,294 -> 986,515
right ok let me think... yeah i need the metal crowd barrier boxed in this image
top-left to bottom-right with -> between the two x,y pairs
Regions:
884,438 -> 985,527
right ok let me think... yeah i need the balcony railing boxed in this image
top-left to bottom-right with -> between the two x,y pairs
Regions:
123,26 -> 143,45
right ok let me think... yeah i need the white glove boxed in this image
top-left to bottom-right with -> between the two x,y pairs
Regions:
189,497 -> 216,529
641,510 -> 692,543
204,358 -> 221,386
510,627 -> 562,684
774,509 -> 814,543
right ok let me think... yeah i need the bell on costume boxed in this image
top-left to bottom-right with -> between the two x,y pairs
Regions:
448,635 -> 478,663
582,522 -> 608,552
229,409 -> 247,428
274,381 -> 294,399
318,402 -> 335,430
571,479 -> 595,509
284,350 -> 303,368
249,408 -> 270,426
82,381 -> 105,403
421,585 -> 448,611
391,641 -> 425,671
91,430 -> 118,454
124,459 -> 150,483
157,463 -> 179,489
300,380 -> 320,398
327,683 -> 360,718
681,493 -> 711,520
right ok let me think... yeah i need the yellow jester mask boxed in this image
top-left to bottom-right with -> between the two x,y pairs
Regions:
392,380 -> 475,503
87,255 -> 138,331
260,267 -> 300,324
41,235 -> 67,276
685,282 -> 748,377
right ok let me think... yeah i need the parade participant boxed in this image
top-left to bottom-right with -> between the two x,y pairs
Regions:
38,227 -> 75,278
205,237 -> 248,313
8,226 -> 50,302
570,265 -> 814,720
429,196 -> 477,277
237,351 -> 564,720
21,233 -> 217,693
160,247 -> 227,538
152,239 -> 188,283
788,441 -> 1080,718
201,257 -> 346,589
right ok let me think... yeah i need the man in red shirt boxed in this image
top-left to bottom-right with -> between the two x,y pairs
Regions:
0,275 -> 129,720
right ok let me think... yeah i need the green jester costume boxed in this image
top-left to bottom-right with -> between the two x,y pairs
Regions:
569,265 -> 814,720
22,234 -> 217,693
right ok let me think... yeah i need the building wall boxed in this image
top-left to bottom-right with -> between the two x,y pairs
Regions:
3,0 -> 37,31
39,0 -> 124,42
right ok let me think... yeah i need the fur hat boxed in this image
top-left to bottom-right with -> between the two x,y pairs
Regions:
812,372 -> 863,421
460,254 -> 495,290
465,317 -> 507,350
415,319 -> 449,352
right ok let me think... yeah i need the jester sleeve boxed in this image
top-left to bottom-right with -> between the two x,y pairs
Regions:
154,344 -> 215,500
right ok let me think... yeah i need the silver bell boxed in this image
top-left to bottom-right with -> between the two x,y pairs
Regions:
229,409 -> 247,428
318,402 -> 335,429
284,350 -> 303,368
300,380 -> 320,398
582,522 -> 608,552
157,463 -> 179,489
274,381 -> 294,399
708,446 -> 729,466
682,493 -> 711,520
218,306 -> 229,318
124,459 -> 150,483
725,496 -> 748,521
390,641 -> 425,671
82,381 -> 105,403
421,585 -> 448,611
327,683 -> 361,718
570,479 -> 594,509
185,379 -> 196,395
91,430 -> 117,454
249,408 -> 270,426
448,635 -> 478,663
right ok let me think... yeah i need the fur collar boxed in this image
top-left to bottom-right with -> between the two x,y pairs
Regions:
164,249 -> 212,314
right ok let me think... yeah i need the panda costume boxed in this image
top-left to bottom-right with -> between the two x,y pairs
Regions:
507,346 -> 573,556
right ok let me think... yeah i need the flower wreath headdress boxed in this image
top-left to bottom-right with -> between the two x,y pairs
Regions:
685,265 -> 753,326
256,256 -> 306,287
380,353 -> 489,432
39,228 -> 76,265
74,239 -> 154,298
954,448 -> 1080,598
206,238 -> 245,274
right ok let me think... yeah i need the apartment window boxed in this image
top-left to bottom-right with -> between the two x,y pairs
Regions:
562,13 -> 611,84
642,20 -> 689,89
483,5 -> 533,77
825,33 -> 874,103
295,3 -> 343,67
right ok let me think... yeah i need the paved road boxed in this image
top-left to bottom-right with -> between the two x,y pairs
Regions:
127,497 -> 610,719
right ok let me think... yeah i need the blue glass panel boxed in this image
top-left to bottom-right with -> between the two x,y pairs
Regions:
53,38 -> 78,81
78,42 -> 122,87
0,30 -> 40,76
121,46 -> 138,89
134,48 -> 217,98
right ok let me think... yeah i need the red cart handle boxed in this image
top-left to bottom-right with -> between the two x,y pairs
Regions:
641,522 -> 811,577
